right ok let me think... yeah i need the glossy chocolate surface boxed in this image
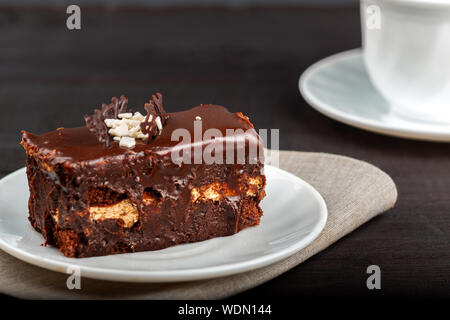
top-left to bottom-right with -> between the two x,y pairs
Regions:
22,104 -> 259,164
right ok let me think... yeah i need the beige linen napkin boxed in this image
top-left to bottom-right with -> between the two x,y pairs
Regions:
0,151 -> 397,299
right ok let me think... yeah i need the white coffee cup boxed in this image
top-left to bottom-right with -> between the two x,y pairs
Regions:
361,0 -> 450,123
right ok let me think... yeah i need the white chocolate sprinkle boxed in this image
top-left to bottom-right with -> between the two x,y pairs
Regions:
118,113 -> 132,119
137,132 -> 149,139
104,111 -> 163,148
119,136 -> 136,148
155,116 -> 162,131
132,112 -> 145,121
108,122 -> 128,137
104,118 -> 115,127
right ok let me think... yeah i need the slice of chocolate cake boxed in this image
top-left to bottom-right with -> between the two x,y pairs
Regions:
21,94 -> 265,258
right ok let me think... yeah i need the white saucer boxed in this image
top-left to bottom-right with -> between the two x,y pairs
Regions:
0,165 -> 327,283
299,49 -> 450,142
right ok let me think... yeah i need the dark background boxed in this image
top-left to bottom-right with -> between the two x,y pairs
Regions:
0,3 -> 448,300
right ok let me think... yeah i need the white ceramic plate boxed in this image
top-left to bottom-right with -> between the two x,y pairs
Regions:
0,165 -> 327,283
299,49 -> 450,142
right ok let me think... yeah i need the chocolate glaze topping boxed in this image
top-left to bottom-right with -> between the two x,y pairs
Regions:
23,104 -> 259,164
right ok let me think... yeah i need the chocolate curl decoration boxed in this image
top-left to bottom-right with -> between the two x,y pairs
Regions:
84,95 -> 129,147
140,93 -> 169,142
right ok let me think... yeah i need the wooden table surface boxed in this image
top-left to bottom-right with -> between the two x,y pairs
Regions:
0,5 -> 448,300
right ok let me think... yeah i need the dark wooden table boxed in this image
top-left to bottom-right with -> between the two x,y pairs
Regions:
0,5 -> 448,300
